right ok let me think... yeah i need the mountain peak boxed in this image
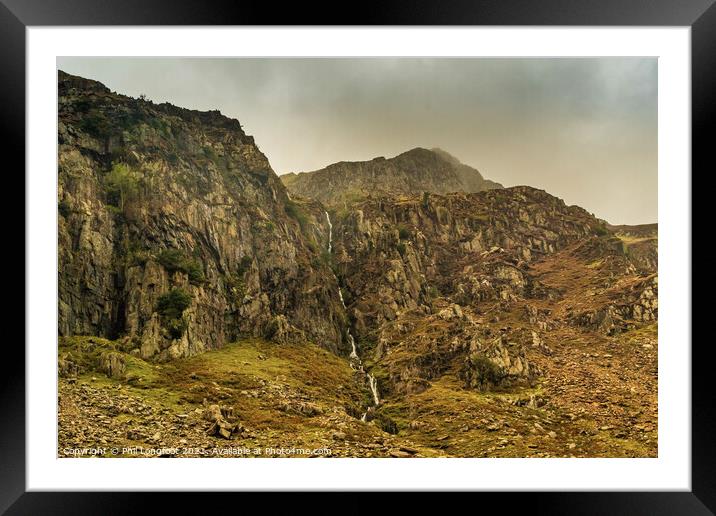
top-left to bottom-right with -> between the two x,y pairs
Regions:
282,147 -> 502,205
429,147 -> 462,166
395,146 -> 435,159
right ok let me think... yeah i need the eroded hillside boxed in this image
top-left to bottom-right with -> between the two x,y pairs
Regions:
58,72 -> 657,458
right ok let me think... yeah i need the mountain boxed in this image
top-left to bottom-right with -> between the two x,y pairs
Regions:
58,70 -> 350,361
57,71 -> 658,458
281,147 -> 503,206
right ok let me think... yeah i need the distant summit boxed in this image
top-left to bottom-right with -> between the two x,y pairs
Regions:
429,148 -> 503,193
281,147 -> 502,205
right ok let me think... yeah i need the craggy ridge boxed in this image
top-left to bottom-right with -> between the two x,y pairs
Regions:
58,71 -> 658,458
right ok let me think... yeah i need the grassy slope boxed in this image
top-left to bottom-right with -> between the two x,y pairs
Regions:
58,337 -> 439,457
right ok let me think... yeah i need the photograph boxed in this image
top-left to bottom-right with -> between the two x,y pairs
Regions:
55,57 -> 659,459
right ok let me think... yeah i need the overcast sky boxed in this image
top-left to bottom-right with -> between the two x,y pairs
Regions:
57,57 -> 657,225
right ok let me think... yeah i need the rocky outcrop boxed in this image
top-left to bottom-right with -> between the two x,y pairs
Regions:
607,223 -> 658,273
568,275 -> 658,335
58,71 -> 348,360
372,302 -> 539,396
281,147 -> 502,206
203,404 -> 245,439
314,186 -> 657,399
328,186 -> 603,343
97,351 -> 126,379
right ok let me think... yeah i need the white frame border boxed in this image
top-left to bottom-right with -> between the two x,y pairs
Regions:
27,27 -> 690,491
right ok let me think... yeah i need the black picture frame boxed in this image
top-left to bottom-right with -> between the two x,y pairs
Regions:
3,0 -> 709,512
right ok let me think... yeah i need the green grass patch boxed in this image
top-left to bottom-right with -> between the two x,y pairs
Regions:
284,199 -> 309,229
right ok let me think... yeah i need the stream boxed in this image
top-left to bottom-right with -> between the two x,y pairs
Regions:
325,211 -> 380,421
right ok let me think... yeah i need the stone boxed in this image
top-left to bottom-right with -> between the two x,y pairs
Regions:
202,403 -> 242,439
98,351 -> 126,379
389,449 -> 413,458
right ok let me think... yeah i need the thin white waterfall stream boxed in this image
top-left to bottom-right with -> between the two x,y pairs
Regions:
325,211 -> 379,420
325,211 -> 332,254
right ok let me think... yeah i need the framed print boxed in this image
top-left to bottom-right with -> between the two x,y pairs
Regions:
4,0 -> 711,512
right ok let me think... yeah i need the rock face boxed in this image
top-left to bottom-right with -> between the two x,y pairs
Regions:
281,147 -> 502,206
374,301 -> 540,396
330,187 -> 600,341
607,223 -> 658,273
324,187 -> 657,396
58,71 -> 349,360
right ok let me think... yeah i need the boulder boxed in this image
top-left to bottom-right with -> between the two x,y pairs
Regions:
203,403 -> 243,439
97,351 -> 126,379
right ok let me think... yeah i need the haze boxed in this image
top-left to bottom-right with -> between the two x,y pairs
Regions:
57,57 -> 657,225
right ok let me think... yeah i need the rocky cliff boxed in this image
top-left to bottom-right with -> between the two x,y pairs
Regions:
325,187 -> 657,399
58,72 -> 659,458
58,71 -> 348,360
281,147 -> 502,206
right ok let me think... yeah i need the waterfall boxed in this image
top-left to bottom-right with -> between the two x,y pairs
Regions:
325,211 -> 379,420
360,374 -> 379,422
325,211 -> 332,253
346,326 -> 358,360
367,373 -> 380,405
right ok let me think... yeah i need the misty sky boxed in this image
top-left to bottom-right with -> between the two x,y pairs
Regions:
57,57 -> 657,224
